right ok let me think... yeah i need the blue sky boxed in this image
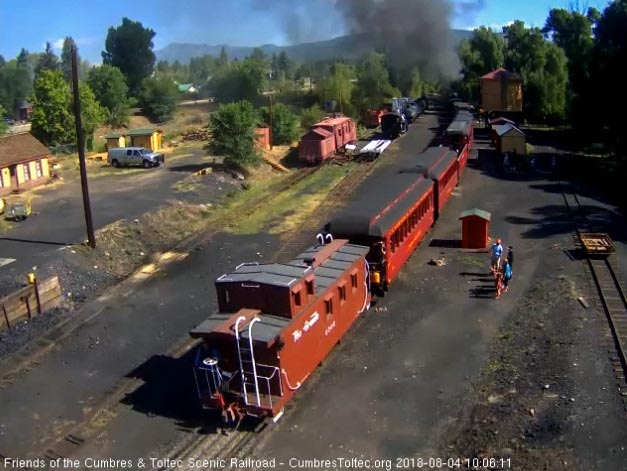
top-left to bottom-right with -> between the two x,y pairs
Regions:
0,0 -> 614,64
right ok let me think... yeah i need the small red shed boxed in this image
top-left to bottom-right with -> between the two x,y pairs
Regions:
459,208 -> 491,249
255,127 -> 270,150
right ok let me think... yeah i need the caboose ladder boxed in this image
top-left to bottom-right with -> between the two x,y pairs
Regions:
234,316 -> 261,407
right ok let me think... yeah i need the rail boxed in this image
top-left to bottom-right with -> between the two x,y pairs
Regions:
560,182 -> 627,381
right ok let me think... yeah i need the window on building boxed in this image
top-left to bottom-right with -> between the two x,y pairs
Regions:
23,163 -> 31,181
35,161 -> 43,178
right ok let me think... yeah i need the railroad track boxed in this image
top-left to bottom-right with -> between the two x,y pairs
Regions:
560,183 -> 627,412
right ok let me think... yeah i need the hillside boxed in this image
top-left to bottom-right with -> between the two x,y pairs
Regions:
155,30 -> 474,64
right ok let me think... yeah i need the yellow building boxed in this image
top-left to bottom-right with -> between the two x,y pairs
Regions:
0,133 -> 51,196
494,123 -> 526,155
104,132 -> 127,151
480,68 -> 523,113
126,128 -> 163,151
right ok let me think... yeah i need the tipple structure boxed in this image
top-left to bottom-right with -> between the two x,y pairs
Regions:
190,239 -> 371,421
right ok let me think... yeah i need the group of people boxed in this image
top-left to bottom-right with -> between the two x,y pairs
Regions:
490,238 -> 514,299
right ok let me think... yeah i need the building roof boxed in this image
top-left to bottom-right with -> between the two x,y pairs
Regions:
303,127 -> 333,139
481,68 -> 522,81
0,133 -> 50,168
177,83 -> 196,92
126,128 -> 161,136
18,101 -> 33,109
494,123 -> 525,137
104,132 -> 124,139
459,208 -> 491,221
314,116 -> 351,127
489,117 -> 516,126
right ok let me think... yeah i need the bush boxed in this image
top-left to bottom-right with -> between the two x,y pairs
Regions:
300,105 -> 323,129
209,101 -> 260,167
138,76 -> 180,122
259,103 -> 300,145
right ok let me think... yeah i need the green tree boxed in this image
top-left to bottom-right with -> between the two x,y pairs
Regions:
259,103 -> 299,145
60,37 -> 77,81
299,105 -> 323,129
457,27 -> 505,102
218,46 -> 229,67
209,100 -> 260,167
102,17 -> 156,95
87,64 -> 131,127
30,69 -> 74,145
0,105 -> 8,135
35,42 -> 59,78
592,0 -> 627,155
320,62 -> 356,115
277,50 -> 291,79
209,58 -> 264,103
0,61 -> 33,113
353,53 -> 398,112
75,82 -> 106,150
189,55 -> 216,84
16,49 -> 29,68
138,75 -> 180,122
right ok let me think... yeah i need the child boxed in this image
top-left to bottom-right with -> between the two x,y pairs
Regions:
502,259 -> 512,293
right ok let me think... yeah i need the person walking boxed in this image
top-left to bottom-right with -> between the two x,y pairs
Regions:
507,245 -> 514,270
490,238 -> 504,275
502,259 -> 512,293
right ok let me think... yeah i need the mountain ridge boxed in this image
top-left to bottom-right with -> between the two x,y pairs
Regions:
155,30 -> 474,64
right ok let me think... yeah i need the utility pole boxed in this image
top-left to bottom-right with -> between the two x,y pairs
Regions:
71,45 -> 96,248
269,92 -> 273,150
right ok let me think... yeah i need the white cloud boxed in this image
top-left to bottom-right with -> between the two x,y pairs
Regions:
49,37 -> 97,50
462,20 -> 514,32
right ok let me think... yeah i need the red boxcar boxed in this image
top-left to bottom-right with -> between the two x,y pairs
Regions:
326,172 -> 435,293
190,239 -> 371,420
299,116 -> 356,164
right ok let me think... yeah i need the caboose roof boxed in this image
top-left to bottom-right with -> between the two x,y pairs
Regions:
216,263 -> 313,288
314,116 -> 351,126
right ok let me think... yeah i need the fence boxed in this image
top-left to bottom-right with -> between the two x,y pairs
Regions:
1,277 -> 62,333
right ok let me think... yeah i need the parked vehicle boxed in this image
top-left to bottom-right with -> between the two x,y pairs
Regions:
3,196 -> 32,221
107,147 -> 165,168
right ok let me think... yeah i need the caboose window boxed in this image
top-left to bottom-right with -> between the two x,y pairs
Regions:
306,279 -> 314,295
338,283 -> 347,304
350,270 -> 358,291
292,289 -> 302,307
325,298 -> 333,315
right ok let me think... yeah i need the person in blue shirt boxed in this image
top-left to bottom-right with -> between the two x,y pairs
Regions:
490,238 -> 503,274
502,259 -> 512,292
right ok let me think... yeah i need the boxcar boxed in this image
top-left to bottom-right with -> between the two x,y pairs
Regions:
299,117 -> 356,164
326,172 -> 434,294
190,239 -> 371,420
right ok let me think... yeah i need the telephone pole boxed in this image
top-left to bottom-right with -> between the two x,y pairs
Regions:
71,45 -> 96,248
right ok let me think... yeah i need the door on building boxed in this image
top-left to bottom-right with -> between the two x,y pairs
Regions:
9,166 -> 17,190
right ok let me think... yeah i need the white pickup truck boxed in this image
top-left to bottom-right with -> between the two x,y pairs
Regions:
107,147 -> 165,168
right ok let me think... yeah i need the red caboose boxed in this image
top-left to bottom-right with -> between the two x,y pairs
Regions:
299,116 -> 356,164
190,239 -> 371,420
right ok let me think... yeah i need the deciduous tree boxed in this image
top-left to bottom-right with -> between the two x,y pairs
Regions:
259,103 -> 300,145
30,69 -> 74,145
102,18 -> 156,95
138,75 -> 180,122
87,64 -> 131,127
209,100 -> 260,167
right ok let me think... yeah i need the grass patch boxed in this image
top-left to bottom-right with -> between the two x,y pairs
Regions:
230,163 -> 356,235
0,218 -> 16,234
172,178 -> 205,193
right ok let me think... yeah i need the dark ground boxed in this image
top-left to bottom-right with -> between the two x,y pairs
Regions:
249,130 -> 627,471
1,116 -> 626,471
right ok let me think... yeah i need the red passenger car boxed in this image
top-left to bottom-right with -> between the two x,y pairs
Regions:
326,173 -> 435,294
299,116 -> 356,164
190,239 -> 371,420
413,147 -> 459,218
